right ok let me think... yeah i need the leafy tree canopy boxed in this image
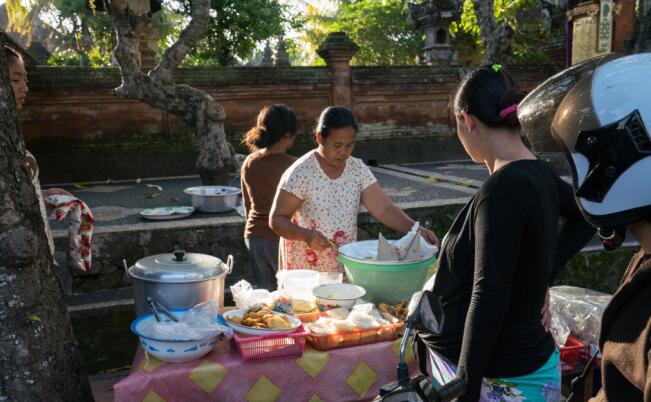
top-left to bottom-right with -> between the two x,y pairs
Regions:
295,0 -> 424,66
169,0 -> 291,66
450,0 -> 559,64
6,0 -> 291,67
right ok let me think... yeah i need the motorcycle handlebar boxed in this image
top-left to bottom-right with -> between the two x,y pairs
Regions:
433,377 -> 465,402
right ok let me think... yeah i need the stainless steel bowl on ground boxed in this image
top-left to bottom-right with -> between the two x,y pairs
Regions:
183,186 -> 241,213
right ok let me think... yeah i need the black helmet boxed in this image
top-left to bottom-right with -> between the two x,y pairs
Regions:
519,53 -> 651,246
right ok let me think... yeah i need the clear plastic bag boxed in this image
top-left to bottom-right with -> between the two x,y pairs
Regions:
270,290 -> 294,314
141,300 -> 233,341
550,285 -> 612,350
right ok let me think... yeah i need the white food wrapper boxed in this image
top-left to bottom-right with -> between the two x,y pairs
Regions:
376,222 -> 438,262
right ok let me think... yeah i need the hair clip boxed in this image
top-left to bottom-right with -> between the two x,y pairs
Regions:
492,64 -> 503,72
499,103 -> 518,118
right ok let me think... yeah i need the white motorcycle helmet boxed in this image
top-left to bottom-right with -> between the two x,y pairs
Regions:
519,53 -> 651,248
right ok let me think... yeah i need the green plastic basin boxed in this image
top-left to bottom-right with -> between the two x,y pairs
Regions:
338,252 -> 436,305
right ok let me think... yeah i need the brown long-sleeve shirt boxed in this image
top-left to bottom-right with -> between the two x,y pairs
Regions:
241,151 -> 296,239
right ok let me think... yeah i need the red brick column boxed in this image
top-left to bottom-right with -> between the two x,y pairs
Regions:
317,32 -> 359,108
613,0 -> 637,52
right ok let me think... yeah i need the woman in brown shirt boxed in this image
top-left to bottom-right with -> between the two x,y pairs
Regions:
241,104 -> 298,290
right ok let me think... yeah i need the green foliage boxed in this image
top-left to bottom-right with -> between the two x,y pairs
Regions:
10,0 -> 290,67
555,248 -> 635,293
168,0 -> 290,66
297,0 -> 424,66
449,0 -> 551,64
7,0 -> 114,67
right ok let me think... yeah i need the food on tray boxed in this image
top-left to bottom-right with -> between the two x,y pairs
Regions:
293,299 -> 317,314
378,299 -> 410,322
305,303 -> 401,335
326,308 -> 350,320
226,305 -> 293,329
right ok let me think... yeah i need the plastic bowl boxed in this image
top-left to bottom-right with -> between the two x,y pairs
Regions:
131,310 -> 219,363
338,240 -> 436,305
312,283 -> 366,311
277,269 -> 320,300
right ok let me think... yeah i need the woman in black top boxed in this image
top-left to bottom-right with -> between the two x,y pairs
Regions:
421,66 -> 595,401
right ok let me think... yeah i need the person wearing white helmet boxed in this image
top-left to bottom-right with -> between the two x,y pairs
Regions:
519,52 -> 651,402
419,64 -> 595,402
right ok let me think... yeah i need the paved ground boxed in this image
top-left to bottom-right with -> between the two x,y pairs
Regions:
45,162 -> 480,232
44,159 -> 635,256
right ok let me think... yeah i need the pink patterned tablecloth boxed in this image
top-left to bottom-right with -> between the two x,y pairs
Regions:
114,336 -> 418,402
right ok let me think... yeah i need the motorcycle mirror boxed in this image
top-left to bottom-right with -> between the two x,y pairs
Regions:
405,290 -> 444,335
419,290 -> 444,335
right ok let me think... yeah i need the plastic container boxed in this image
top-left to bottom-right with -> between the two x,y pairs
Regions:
305,317 -> 403,350
337,248 -> 436,305
277,270 -> 319,301
560,336 -> 587,371
318,272 -> 344,285
233,326 -> 309,363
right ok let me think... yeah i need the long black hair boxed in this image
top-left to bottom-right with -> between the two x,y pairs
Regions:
454,65 -> 523,130
4,46 -> 21,64
242,104 -> 298,152
315,106 -> 358,138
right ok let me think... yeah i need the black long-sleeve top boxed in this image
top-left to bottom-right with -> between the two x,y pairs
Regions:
422,159 -> 595,402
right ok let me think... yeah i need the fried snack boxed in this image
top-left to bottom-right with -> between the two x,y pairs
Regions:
378,299 -> 410,322
227,304 -> 294,330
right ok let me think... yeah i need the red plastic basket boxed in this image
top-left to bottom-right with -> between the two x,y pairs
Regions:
233,325 -> 309,363
560,336 -> 587,371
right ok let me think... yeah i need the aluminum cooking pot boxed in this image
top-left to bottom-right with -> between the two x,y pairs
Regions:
128,250 -> 233,317
183,186 -> 241,213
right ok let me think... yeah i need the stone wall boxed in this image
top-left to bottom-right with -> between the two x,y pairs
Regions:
21,64 -> 557,184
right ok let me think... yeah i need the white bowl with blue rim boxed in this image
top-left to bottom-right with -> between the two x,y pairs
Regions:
131,309 -> 219,363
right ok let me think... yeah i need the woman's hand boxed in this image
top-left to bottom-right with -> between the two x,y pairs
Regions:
541,288 -> 551,332
419,227 -> 439,246
306,230 -> 331,251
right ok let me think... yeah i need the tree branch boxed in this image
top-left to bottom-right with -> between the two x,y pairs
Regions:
473,0 -> 497,49
104,0 -> 145,76
472,0 -> 514,64
149,0 -> 210,83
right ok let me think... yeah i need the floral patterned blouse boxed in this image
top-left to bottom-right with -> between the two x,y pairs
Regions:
277,150 -> 377,273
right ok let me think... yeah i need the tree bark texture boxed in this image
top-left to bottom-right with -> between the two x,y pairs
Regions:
0,38 -> 93,402
633,3 -> 651,53
473,0 -> 514,64
104,0 -> 234,184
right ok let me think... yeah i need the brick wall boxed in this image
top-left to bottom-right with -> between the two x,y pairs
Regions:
20,64 -> 558,183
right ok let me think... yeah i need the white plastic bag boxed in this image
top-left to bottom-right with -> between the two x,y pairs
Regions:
230,280 -> 271,311
142,300 -> 233,341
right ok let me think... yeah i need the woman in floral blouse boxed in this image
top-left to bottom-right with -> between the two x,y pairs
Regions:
270,106 -> 437,273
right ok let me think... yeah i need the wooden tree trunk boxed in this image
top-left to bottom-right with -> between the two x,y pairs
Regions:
0,39 -> 93,402
473,0 -> 514,64
105,0 -> 234,184
633,3 -> 651,53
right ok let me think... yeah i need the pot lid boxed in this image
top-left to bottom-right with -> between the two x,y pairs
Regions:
129,250 -> 225,283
